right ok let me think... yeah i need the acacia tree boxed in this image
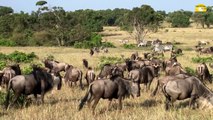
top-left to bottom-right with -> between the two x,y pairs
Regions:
192,6 -> 213,28
128,5 -> 163,44
36,1 -> 67,46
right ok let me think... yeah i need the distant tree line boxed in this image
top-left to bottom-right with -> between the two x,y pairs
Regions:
0,2 -> 213,47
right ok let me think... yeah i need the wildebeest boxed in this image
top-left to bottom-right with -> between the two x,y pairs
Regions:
1,64 -> 21,89
151,74 -> 190,96
78,67 -> 140,114
196,63 -> 212,84
90,48 -> 94,56
130,52 -> 139,60
64,64 -> 83,89
162,76 -> 213,110
5,65 -> 62,109
165,62 -> 187,76
82,59 -> 96,85
128,65 -> 159,91
43,59 -> 68,73
200,47 -> 213,54
97,64 -> 124,79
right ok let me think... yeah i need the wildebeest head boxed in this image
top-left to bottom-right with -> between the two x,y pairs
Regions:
196,63 -> 212,83
111,66 -> 124,78
151,59 -> 161,77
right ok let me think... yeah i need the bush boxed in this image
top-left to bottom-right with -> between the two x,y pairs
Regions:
185,67 -> 196,76
123,44 -> 137,49
191,56 -> 213,63
0,61 -> 6,70
7,51 -> 37,63
74,33 -> 115,49
97,56 -> 123,70
0,39 -> 16,46
11,33 -> 29,46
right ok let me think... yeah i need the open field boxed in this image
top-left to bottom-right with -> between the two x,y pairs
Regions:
0,26 -> 213,120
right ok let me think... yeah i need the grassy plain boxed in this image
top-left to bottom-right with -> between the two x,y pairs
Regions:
0,26 -> 213,120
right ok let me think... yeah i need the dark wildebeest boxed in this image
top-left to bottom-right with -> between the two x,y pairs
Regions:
90,48 -> 94,56
78,67 -> 140,114
97,64 -> 124,79
128,65 -> 159,91
43,59 -> 68,73
5,65 -> 62,109
64,64 -> 83,89
82,59 -> 96,85
1,64 -> 21,89
162,76 -> 213,110
130,52 -> 139,60
165,62 -> 187,76
125,59 -> 150,72
196,63 -> 212,84
151,74 -> 190,96
200,47 -> 213,54
162,56 -> 178,71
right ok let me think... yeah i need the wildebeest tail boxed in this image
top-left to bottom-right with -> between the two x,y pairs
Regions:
5,79 -> 12,109
79,83 -> 93,111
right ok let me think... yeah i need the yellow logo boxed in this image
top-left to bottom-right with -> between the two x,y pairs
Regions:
195,4 -> 207,12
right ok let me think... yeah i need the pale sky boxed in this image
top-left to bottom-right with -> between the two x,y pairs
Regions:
0,0 -> 213,13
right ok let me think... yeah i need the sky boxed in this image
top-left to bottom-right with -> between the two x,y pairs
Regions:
0,0 -> 213,13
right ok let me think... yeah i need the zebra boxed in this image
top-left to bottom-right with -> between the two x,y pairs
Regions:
153,44 -> 173,52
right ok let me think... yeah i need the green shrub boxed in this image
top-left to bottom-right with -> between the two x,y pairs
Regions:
123,44 -> 137,49
0,61 -> 6,70
191,56 -> 213,63
0,39 -> 16,46
185,67 -> 196,76
7,51 -> 37,63
74,33 -> 115,49
97,56 -> 123,70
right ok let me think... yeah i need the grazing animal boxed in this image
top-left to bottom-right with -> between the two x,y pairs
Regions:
196,63 -> 212,84
78,74 -> 140,114
97,64 -> 124,79
151,74 -> 190,96
162,76 -> 213,110
130,52 -> 139,60
82,59 -> 96,85
5,65 -> 62,109
1,64 -> 21,89
128,65 -> 157,91
165,62 -> 187,76
90,48 -> 94,56
64,65 -> 83,89
43,59 -> 68,73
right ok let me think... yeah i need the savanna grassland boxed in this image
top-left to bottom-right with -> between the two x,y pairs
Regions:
0,26 -> 213,120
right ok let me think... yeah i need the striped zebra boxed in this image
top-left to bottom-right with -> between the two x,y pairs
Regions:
153,44 -> 173,52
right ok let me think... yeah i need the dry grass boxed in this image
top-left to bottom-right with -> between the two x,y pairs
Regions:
0,26 -> 213,120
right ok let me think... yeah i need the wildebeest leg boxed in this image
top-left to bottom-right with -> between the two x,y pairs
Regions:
165,97 -> 171,110
10,92 -> 21,108
118,97 -> 122,110
92,97 -> 100,115
107,99 -> 112,111
189,95 -> 196,109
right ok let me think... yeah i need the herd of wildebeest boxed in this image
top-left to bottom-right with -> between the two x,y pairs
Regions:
0,39 -> 213,114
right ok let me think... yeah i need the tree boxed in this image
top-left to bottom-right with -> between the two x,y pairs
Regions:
0,6 -> 13,16
128,5 -> 163,43
167,10 -> 190,27
192,6 -> 213,28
